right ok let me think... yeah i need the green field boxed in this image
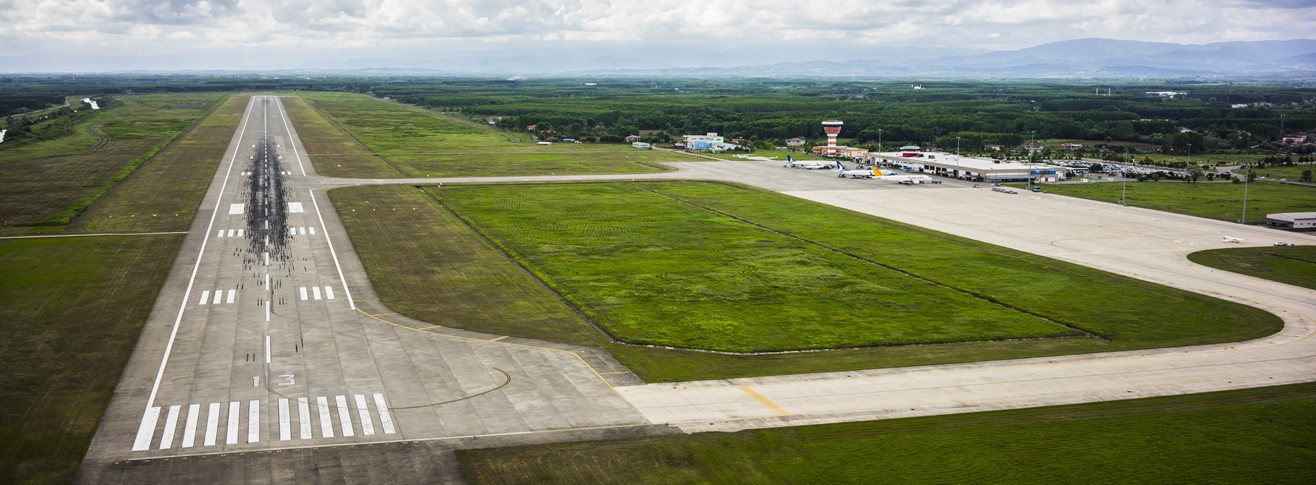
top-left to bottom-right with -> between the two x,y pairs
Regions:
458,382 -> 1316,484
1245,164 -> 1316,181
1188,245 -> 1316,290
290,92 -> 699,178
334,182 -> 1278,380
71,94 -> 250,233
0,93 -> 226,227
1038,180 -> 1316,222
0,235 -> 183,484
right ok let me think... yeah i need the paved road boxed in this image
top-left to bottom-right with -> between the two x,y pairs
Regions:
80,103 -> 1316,482
80,97 -> 654,483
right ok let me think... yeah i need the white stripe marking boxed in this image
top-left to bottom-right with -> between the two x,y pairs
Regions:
312,286 -> 321,300
278,399 -> 291,441
248,400 -> 260,443
212,291 -> 222,305
132,407 -> 161,451
317,396 -> 334,438
237,229 -> 244,237
355,394 -> 375,436
146,96 -> 254,410
374,393 -> 396,434
226,401 -> 240,444
199,290 -> 210,305
324,286 -> 335,300
182,403 -> 200,448
309,226 -> 316,235
160,405 -> 181,449
298,397 -> 311,439
226,289 -> 236,304
216,229 -> 224,238
336,395 -> 354,437
265,335 -> 271,364
299,227 -> 306,235
227,229 -> 235,237
299,287 -> 308,301
309,189 -> 356,309
204,402 -> 220,446
288,202 -> 304,213
229,203 -> 244,215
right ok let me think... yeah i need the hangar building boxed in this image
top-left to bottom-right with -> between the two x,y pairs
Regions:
1265,212 -> 1316,229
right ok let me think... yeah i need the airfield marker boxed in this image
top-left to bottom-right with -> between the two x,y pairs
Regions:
226,401 -> 239,444
182,403 -> 200,448
203,402 -> 220,446
336,395 -> 354,437
317,396 -> 334,438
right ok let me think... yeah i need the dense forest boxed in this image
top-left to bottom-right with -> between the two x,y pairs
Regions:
3,75 -> 1314,156
372,79 -> 1316,154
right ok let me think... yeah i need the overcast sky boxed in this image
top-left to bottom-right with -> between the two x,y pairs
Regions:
1,0 -> 1313,71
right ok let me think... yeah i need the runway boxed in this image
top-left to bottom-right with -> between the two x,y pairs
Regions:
80,100 -> 1316,481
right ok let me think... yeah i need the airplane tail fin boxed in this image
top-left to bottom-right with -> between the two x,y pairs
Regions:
836,161 -> 846,170
872,167 -> 885,176
787,155 -> 795,162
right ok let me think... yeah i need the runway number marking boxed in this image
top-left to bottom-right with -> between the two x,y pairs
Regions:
279,374 -> 296,386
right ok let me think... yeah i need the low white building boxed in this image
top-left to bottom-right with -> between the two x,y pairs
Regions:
864,151 -> 1068,183
1265,212 -> 1316,229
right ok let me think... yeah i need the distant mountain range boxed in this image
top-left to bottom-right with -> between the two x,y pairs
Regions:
575,38 -> 1316,79
4,38 -> 1314,78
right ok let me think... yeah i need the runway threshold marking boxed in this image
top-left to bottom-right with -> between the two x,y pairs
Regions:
739,386 -> 789,416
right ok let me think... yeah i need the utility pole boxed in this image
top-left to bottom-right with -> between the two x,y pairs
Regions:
1241,164 -> 1250,224
1121,153 -> 1128,206
878,128 -> 882,153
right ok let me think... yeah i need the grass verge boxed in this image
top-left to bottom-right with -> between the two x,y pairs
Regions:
292,92 -> 698,178
458,382 -> 1316,484
1037,180 -> 1316,223
0,235 -> 183,484
1187,245 -> 1316,290
71,94 -> 250,233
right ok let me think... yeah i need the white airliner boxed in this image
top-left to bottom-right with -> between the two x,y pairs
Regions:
785,155 -> 834,170
1222,236 -> 1242,243
873,166 -> 934,184
835,161 -> 874,178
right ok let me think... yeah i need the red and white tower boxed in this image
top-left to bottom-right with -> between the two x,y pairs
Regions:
822,120 -> 843,156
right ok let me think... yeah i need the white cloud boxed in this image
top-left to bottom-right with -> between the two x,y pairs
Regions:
0,0 -> 1312,69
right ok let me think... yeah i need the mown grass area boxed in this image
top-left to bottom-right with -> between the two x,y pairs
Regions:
1038,180 -> 1316,222
0,93 -> 226,227
328,185 -> 605,344
280,95 -> 400,178
434,183 -> 1077,351
1245,163 -> 1316,181
293,92 -> 699,178
431,182 -> 1276,352
1188,245 -> 1316,290
338,181 -> 1278,380
71,94 -> 250,233
458,382 -> 1316,484
0,235 -> 183,484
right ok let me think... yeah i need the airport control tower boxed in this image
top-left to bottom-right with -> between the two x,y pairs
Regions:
822,120 -> 843,156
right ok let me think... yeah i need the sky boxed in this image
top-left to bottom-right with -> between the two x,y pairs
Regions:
1,0 -> 1313,71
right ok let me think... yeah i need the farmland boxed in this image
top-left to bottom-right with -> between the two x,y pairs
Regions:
457,382 -> 1316,484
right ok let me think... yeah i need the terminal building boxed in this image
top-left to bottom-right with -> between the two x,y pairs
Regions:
863,149 -> 1068,183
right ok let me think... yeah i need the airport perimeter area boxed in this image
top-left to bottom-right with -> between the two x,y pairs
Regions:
78,97 -> 1316,483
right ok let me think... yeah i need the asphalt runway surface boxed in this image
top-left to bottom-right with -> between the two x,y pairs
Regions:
78,103 -> 1316,482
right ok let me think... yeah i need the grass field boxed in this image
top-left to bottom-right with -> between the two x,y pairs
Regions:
458,382 -> 1316,484
71,94 -> 249,233
1037,180 -> 1316,223
1245,163 -> 1316,181
0,93 -> 226,227
1188,245 -> 1316,290
291,92 -> 699,178
334,182 -> 1278,380
0,235 -> 183,484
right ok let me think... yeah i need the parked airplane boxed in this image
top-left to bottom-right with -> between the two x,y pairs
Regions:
872,167 -> 934,184
1222,236 -> 1243,243
835,161 -> 875,179
785,155 -> 834,170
